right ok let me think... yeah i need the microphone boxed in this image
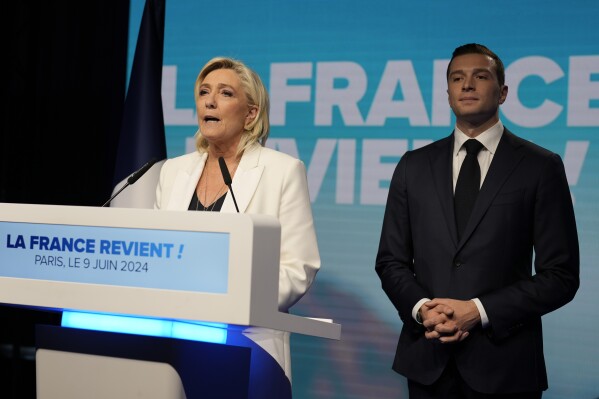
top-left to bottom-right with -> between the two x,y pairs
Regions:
218,156 -> 239,213
101,158 -> 159,207
127,159 -> 158,185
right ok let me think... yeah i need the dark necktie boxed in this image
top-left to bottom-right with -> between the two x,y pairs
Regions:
454,139 -> 484,240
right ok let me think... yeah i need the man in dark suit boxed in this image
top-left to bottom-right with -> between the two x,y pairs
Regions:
375,43 -> 579,398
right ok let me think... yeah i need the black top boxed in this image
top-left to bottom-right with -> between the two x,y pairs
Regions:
188,191 -> 226,212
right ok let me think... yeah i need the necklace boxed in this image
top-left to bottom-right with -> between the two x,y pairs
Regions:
196,156 -> 239,212
197,167 -> 226,212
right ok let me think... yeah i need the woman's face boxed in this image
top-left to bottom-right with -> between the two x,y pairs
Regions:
196,68 -> 256,149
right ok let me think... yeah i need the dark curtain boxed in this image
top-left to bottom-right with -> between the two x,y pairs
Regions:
2,0 -> 129,206
1,2 -> 129,397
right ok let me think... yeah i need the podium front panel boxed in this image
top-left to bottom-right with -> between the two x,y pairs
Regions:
0,204 -> 280,326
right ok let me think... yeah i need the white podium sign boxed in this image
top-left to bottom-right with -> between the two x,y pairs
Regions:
2,220 -> 230,293
0,203 -> 340,340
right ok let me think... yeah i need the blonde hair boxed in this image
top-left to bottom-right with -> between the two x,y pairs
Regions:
194,57 -> 270,156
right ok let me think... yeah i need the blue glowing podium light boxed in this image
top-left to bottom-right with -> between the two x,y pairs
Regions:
61,311 -> 228,344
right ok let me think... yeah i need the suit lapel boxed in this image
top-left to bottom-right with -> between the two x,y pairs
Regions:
457,129 -> 524,249
166,152 -> 207,210
429,134 -> 459,247
221,144 -> 264,214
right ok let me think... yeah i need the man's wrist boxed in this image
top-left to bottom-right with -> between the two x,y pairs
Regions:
416,309 -> 423,324
472,298 -> 489,328
412,298 -> 430,324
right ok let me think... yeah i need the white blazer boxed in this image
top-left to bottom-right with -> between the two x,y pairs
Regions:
154,143 -> 321,381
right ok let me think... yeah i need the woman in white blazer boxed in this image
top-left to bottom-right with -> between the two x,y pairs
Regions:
154,57 -> 320,398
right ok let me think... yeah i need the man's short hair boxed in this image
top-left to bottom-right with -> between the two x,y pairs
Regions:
446,43 -> 505,86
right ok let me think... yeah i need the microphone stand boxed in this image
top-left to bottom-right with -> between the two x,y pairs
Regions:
102,158 -> 159,207
218,157 -> 240,213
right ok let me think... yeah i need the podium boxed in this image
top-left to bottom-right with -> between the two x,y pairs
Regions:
0,203 -> 340,398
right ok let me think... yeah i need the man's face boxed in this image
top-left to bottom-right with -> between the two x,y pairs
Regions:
447,53 -> 508,130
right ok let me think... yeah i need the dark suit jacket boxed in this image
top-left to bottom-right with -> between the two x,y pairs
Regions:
375,129 -> 579,394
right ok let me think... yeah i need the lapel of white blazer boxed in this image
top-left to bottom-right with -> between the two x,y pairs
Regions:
221,144 -> 264,214
167,152 -> 207,210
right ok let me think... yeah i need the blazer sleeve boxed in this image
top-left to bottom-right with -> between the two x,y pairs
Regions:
276,158 -> 321,312
375,152 -> 430,323
153,158 -> 168,210
480,153 -> 580,340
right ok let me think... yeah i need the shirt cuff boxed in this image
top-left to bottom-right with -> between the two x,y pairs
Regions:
472,298 -> 489,328
412,298 -> 431,324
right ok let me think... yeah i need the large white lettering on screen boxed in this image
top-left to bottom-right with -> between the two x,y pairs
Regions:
268,58 -> 599,128
161,57 -> 595,205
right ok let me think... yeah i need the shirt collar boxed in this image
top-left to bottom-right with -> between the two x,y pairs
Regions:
453,121 -> 504,157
